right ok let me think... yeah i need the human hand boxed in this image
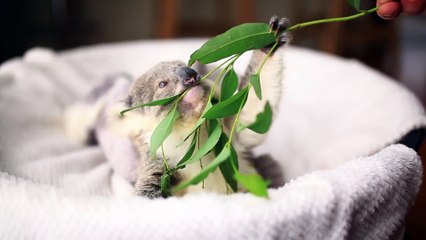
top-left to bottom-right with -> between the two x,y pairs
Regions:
377,0 -> 426,20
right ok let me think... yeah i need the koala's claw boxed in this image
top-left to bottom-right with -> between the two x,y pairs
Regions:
263,16 -> 291,53
269,16 -> 290,32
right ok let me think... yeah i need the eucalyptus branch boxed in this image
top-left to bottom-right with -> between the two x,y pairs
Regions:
201,55 -> 240,81
288,7 -> 378,32
123,1 -> 379,197
207,57 -> 239,101
228,94 -> 247,144
161,144 -> 170,172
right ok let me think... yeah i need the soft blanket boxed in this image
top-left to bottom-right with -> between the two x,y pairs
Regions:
0,40 -> 424,239
0,145 -> 422,240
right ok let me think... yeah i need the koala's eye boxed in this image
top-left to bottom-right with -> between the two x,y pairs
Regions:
159,81 -> 168,88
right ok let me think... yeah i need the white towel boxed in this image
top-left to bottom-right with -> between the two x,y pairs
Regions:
0,145 -> 422,240
0,40 -> 424,239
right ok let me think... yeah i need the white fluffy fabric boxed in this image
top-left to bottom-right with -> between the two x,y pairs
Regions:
0,39 -> 424,239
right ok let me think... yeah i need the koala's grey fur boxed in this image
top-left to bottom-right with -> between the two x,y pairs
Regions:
65,17 -> 290,199
127,61 -> 187,116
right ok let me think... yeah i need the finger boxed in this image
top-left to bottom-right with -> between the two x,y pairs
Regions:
377,0 -> 396,5
377,1 -> 402,19
401,0 -> 426,15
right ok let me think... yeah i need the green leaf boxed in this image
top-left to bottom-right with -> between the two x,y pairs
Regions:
229,145 -> 239,172
234,172 -> 270,197
250,74 -> 262,100
345,0 -> 361,11
177,119 -> 222,167
160,173 -> 171,197
188,23 -> 276,66
216,135 -> 239,192
149,108 -> 180,155
203,86 -> 249,119
221,68 -> 239,101
120,93 -> 181,116
176,131 -> 198,169
224,144 -> 239,192
172,146 -> 231,193
246,102 -> 273,134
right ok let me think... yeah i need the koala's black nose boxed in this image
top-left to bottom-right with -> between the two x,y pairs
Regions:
176,67 -> 201,87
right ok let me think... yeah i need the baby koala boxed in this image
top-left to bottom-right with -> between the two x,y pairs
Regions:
65,16 -> 289,198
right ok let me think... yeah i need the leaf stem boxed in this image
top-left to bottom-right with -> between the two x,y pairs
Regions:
200,55 -> 239,81
161,144 -> 170,172
287,7 -> 378,32
207,54 -> 241,103
227,89 -> 249,144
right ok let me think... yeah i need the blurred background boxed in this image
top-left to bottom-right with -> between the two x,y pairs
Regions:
1,0 -> 425,100
0,0 -> 425,238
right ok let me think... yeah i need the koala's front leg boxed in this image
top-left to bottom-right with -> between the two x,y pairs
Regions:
134,155 -> 164,199
236,17 -> 290,148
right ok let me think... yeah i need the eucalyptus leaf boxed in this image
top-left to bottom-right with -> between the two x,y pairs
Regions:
160,173 -> 171,197
172,147 -> 231,193
176,131 -> 198,169
345,0 -> 361,11
234,172 -> 269,197
216,135 -> 239,192
221,68 -> 239,101
250,74 -> 262,100
223,145 -> 239,192
177,119 -> 222,167
120,93 -> 181,116
203,86 -> 249,119
188,23 -> 276,66
229,145 -> 239,172
247,102 -> 273,134
149,108 -> 180,155
206,118 -> 218,135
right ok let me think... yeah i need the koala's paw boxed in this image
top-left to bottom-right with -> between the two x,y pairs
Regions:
135,185 -> 163,199
134,165 -> 164,199
134,179 -> 163,199
263,16 -> 292,53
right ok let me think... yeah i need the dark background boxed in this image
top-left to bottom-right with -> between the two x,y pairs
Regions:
1,0 -> 425,99
1,0 -> 425,238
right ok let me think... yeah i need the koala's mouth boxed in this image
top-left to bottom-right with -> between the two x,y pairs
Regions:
180,85 -> 205,107
178,85 -> 206,116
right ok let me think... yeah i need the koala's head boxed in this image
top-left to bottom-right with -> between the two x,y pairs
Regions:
127,61 -> 208,123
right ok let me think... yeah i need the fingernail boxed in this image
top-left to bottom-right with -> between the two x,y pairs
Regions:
380,14 -> 395,19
